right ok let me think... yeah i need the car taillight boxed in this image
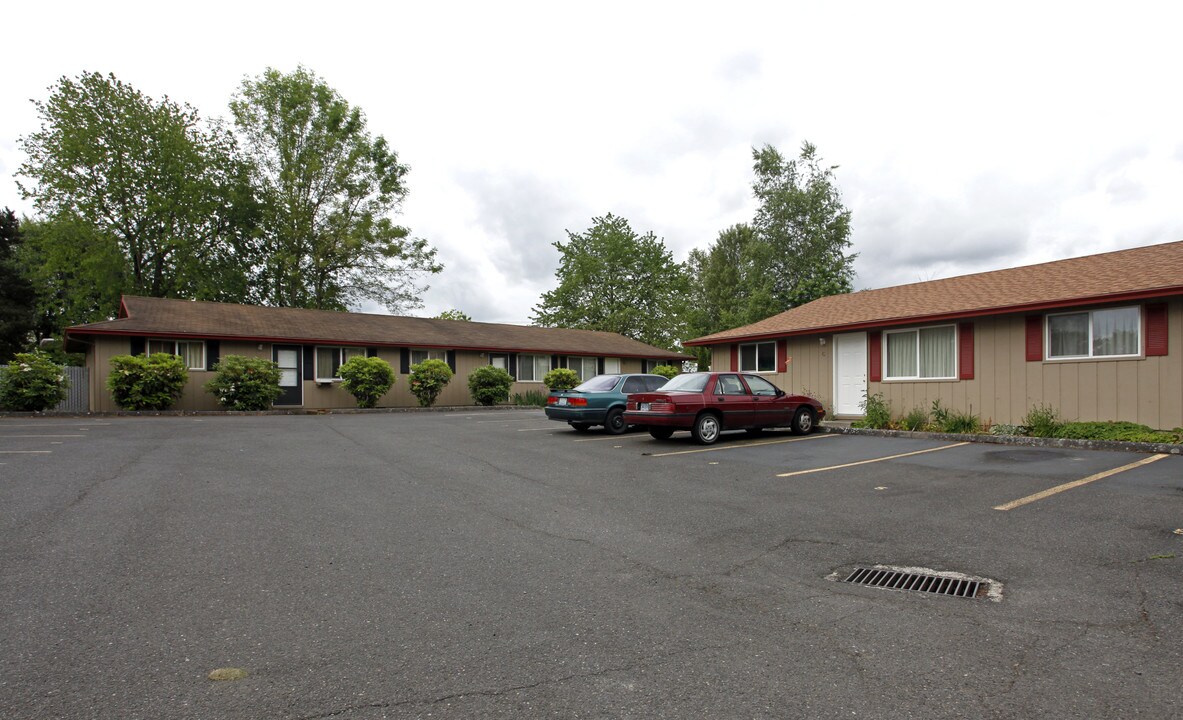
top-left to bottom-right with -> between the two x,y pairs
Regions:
650,402 -> 674,413
547,396 -> 559,405
567,397 -> 587,407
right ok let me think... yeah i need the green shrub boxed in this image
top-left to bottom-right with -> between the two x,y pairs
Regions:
543,368 -> 579,391
852,392 -> 892,429
107,354 -> 188,410
901,407 -> 928,432
339,356 -> 396,408
930,398 -> 949,428
409,359 -> 453,407
468,365 -> 514,406
511,389 -> 549,407
650,364 -> 680,380
1055,421 -> 1178,444
205,355 -> 283,410
939,409 -> 981,434
1024,403 -> 1062,438
0,351 -> 69,411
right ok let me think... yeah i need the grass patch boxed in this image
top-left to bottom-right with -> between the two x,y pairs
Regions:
511,390 -> 549,407
1055,421 -> 1180,444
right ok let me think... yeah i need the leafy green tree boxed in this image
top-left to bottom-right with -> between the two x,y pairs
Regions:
685,223 -> 760,368
338,356 -> 396,408
0,209 -> 36,361
17,72 -> 258,305
748,141 -> 855,314
408,358 -> 453,407
15,215 -> 126,344
531,214 -> 690,350
205,355 -> 284,410
230,66 -> 442,312
468,365 -> 513,406
0,351 -> 68,411
435,309 -> 472,321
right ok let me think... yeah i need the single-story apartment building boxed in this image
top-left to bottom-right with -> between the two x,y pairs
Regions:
65,296 -> 689,412
685,241 -> 1183,429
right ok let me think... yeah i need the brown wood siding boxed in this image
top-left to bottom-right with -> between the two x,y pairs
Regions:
865,298 -> 1183,427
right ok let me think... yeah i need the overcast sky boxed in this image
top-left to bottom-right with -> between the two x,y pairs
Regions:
3,2 -> 1182,325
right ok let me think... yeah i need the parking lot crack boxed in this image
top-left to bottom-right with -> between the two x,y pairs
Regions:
291,643 -> 737,719
724,536 -> 840,578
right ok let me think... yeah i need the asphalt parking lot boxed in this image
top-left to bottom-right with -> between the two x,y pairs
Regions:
2,411 -> 1181,719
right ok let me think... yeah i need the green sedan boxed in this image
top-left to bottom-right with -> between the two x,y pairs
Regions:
545,374 -> 670,434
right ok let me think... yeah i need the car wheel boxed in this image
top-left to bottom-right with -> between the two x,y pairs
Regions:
648,427 -> 674,440
604,408 -> 627,435
745,427 -> 765,437
791,407 -> 816,435
569,422 -> 592,432
691,413 -> 721,445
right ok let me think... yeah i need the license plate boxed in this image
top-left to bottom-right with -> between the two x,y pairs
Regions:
558,397 -> 568,406
640,403 -> 650,411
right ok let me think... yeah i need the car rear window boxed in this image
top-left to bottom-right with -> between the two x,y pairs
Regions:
644,376 -> 668,391
573,375 -> 620,392
622,377 -> 648,393
659,374 -> 708,392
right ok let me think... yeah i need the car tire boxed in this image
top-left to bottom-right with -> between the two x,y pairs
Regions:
691,412 -> 721,445
791,407 -> 816,435
569,422 -> 592,432
604,408 -> 627,435
648,427 -> 674,440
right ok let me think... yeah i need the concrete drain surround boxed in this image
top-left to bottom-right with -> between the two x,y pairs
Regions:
835,565 -> 1003,601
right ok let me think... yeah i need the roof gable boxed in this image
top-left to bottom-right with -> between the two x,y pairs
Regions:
688,240 -> 1183,345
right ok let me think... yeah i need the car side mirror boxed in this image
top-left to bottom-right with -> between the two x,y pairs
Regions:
775,389 -> 785,397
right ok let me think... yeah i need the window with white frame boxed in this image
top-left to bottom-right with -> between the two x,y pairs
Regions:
604,357 -> 621,374
885,325 -> 956,380
516,354 -> 551,382
316,346 -> 366,381
147,339 -> 205,370
410,348 -> 447,366
739,341 -> 776,372
1047,306 -> 1140,359
643,359 -> 659,373
567,356 -> 598,381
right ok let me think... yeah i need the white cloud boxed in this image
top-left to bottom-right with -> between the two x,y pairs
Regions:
3,1 -> 1182,328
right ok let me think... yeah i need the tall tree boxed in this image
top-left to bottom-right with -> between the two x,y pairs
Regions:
15,216 -> 126,343
748,141 -> 856,314
532,214 -> 690,350
17,71 -> 258,304
0,209 -> 36,361
684,223 -> 760,369
230,66 -> 441,312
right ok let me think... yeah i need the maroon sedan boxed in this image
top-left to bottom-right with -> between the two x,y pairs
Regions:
623,372 -> 825,445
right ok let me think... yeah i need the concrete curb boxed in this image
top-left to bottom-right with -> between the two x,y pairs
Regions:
817,423 -> 1183,456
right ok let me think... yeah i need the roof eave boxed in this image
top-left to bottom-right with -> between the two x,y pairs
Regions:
683,286 -> 1183,346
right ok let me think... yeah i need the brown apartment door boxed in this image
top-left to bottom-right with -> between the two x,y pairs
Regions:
273,345 -> 302,406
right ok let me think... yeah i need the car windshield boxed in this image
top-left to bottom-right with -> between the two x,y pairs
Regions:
573,375 -> 621,392
658,373 -> 709,392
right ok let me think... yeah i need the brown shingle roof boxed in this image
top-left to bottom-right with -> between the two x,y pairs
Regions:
687,240 -> 1183,345
68,296 -> 690,359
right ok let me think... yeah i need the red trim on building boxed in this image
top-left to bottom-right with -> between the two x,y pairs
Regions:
867,331 -> 882,382
776,339 -> 788,372
958,322 -> 975,380
1025,316 -> 1043,362
730,344 -> 739,372
1145,303 -> 1168,356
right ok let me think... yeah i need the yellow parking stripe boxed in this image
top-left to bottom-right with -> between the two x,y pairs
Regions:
650,433 -> 837,457
0,450 -> 53,454
574,433 -> 656,443
0,435 -> 85,438
993,454 -> 1168,511
775,442 -> 969,477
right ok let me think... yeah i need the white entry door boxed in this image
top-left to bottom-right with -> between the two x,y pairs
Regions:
833,332 -> 868,416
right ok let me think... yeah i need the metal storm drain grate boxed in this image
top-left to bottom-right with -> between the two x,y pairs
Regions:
841,565 -> 998,600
